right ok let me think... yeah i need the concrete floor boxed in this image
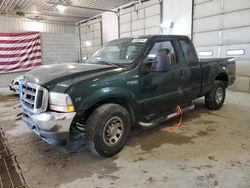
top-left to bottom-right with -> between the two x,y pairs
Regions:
0,90 -> 250,188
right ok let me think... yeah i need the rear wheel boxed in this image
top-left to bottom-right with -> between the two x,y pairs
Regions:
85,103 -> 131,157
205,80 -> 226,110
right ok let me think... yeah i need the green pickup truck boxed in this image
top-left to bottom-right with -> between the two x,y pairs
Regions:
19,35 -> 235,157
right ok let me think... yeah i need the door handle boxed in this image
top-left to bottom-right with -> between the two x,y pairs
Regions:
180,70 -> 185,80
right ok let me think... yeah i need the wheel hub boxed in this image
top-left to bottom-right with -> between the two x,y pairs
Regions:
103,116 -> 124,146
215,87 -> 223,104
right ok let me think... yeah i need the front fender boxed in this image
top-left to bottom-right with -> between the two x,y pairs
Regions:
77,87 -> 137,112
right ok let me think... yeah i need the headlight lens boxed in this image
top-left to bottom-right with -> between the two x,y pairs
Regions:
49,92 -> 75,112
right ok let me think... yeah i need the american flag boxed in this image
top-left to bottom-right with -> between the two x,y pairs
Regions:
0,32 -> 42,73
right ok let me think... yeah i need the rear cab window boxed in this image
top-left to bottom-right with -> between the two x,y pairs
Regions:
179,39 -> 198,64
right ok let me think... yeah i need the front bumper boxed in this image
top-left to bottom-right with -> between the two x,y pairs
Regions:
22,108 -> 76,145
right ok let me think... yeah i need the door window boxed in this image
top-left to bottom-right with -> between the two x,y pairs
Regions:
145,41 -> 177,72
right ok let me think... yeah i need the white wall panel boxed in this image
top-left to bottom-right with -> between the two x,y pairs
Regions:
94,30 -> 101,38
145,15 -> 160,28
223,9 -> 250,29
194,0 -> 221,18
120,14 -> 131,24
93,23 -> 100,30
119,0 -> 161,37
132,20 -> 144,31
223,0 -> 250,12
193,15 -> 221,32
193,31 -> 220,46
88,25 -> 94,31
132,30 -> 144,36
132,10 -> 144,21
221,27 -> 250,45
87,32 -> 94,39
145,27 -> 160,35
145,4 -> 160,17
120,7 -> 134,15
93,39 -> 101,46
120,23 -> 131,33
120,32 -> 131,38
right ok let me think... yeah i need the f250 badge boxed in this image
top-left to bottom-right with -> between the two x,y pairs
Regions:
127,80 -> 138,85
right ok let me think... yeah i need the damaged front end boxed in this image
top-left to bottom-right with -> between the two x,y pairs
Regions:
19,80 -> 75,145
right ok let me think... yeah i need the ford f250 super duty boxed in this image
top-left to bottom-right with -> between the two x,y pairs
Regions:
19,35 -> 235,157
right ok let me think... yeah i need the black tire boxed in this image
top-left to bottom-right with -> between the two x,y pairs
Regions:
205,80 -> 226,110
85,103 -> 131,157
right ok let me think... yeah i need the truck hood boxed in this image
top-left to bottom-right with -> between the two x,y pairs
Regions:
24,63 -> 118,88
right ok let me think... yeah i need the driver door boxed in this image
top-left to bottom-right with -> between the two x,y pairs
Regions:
139,39 -> 183,116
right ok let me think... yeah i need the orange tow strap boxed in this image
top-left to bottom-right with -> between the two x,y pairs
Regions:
165,105 -> 183,132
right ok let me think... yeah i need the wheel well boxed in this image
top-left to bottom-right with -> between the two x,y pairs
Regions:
215,74 -> 228,87
85,97 -> 136,125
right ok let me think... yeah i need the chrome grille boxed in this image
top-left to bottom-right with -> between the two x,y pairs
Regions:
20,81 -> 49,114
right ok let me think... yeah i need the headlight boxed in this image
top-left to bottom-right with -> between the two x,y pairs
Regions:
49,92 -> 75,113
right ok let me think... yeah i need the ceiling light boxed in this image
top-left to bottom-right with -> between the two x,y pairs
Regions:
85,41 -> 91,47
56,5 -> 66,13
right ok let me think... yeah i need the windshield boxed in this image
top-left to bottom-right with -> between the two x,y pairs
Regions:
86,38 -> 147,65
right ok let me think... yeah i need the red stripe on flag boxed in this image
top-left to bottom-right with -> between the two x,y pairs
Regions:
0,56 -> 42,65
0,32 -> 39,37
0,49 -> 41,58
0,43 -> 41,51
0,36 -> 40,44
0,62 -> 41,72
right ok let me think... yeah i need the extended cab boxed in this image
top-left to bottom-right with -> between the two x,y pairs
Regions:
19,35 -> 235,157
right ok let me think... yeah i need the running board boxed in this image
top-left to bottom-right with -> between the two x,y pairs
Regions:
138,103 -> 195,128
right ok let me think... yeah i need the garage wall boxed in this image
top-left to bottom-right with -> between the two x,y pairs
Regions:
193,0 -> 250,59
79,0 -> 193,59
193,0 -> 250,92
119,0 -> 162,37
0,16 -> 79,87
78,0 -> 163,59
79,17 -> 102,59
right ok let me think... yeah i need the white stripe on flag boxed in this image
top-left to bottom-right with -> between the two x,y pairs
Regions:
0,58 -> 42,69
0,46 -> 41,55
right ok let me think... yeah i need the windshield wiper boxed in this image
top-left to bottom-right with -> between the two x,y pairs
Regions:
96,60 -> 120,67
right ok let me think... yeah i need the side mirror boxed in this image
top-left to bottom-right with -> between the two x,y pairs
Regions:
142,52 -> 171,73
142,55 -> 157,73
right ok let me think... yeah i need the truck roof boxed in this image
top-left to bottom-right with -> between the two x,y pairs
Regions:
110,34 -> 190,42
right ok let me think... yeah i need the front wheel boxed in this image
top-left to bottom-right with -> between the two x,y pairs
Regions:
205,80 -> 226,110
85,103 -> 131,157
